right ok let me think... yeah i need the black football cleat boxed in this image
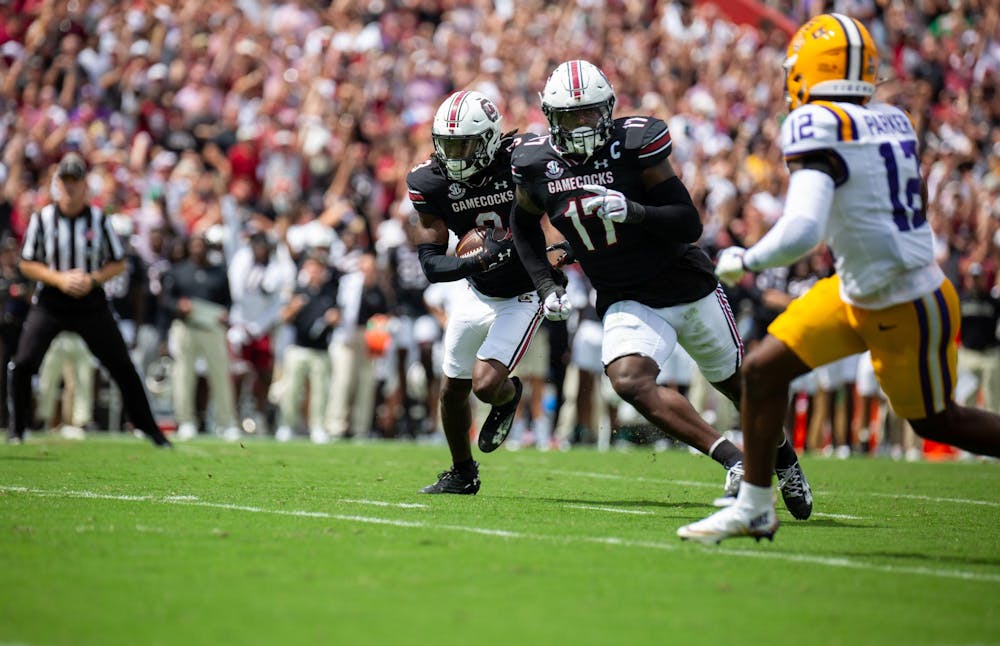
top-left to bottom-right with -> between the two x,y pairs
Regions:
147,429 -> 173,449
477,377 -> 522,453
420,464 -> 481,495
777,461 -> 813,520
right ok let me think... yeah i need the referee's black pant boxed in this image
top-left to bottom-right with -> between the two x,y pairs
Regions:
8,303 -> 165,443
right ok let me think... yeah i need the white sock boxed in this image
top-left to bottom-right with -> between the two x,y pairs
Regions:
735,482 -> 774,512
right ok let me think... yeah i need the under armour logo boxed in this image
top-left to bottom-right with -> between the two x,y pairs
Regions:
494,180 -> 509,190
486,248 -> 513,271
594,159 -> 609,169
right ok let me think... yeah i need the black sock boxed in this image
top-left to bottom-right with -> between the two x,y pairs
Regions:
454,458 -> 477,475
775,437 -> 799,470
709,438 -> 743,470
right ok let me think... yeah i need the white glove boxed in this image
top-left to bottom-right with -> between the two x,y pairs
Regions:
580,184 -> 630,223
715,246 -> 747,287
542,288 -> 573,321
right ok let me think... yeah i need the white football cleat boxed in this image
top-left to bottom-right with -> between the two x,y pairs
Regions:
713,461 -> 744,507
677,505 -> 779,545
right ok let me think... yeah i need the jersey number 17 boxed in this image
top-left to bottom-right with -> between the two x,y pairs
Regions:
564,198 -> 618,250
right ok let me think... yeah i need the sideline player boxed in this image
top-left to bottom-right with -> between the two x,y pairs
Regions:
408,90 -> 560,493
678,14 -> 1000,544
509,60 -> 810,513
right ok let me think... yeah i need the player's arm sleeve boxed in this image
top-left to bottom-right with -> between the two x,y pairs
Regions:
417,243 -> 478,283
742,168 -> 834,271
511,188 -> 559,299
408,179 -> 479,282
627,169 -> 702,243
619,120 -> 701,241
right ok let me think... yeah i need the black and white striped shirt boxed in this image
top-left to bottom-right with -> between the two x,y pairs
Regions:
21,203 -> 124,309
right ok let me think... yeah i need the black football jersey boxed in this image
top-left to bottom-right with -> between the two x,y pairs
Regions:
511,116 -> 716,316
406,136 -> 536,298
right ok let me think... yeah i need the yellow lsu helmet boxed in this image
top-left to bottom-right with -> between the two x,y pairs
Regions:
784,13 -> 878,110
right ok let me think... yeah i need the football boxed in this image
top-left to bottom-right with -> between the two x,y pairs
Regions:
456,225 -> 507,260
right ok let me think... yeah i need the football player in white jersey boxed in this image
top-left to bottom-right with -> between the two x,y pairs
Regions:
678,13 -> 1000,544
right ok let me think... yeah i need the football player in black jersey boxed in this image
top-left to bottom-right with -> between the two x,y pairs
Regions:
511,61 -> 811,516
407,90 -> 556,494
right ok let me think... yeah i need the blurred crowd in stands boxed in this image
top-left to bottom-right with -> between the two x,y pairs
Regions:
0,0 -> 997,457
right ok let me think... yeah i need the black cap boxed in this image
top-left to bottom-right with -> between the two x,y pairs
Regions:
249,230 -> 270,245
57,153 -> 87,180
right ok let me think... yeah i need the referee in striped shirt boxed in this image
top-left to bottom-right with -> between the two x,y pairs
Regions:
7,153 -> 170,447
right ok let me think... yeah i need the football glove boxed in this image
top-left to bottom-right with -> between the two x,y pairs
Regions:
715,246 -> 747,287
546,240 -> 576,267
580,184 -> 635,224
477,229 -> 515,273
542,286 -> 573,321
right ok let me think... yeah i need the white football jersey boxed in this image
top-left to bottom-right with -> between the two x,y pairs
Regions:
780,100 -> 943,309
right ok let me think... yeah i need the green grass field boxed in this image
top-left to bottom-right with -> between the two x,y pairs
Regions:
1,435 -> 998,646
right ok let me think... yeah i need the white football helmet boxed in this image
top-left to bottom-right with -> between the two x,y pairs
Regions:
431,90 -> 503,183
540,60 -> 616,157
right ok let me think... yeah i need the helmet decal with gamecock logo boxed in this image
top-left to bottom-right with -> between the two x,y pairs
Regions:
480,98 -> 499,122
432,90 -> 504,183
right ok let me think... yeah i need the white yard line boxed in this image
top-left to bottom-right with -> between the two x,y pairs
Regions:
1,487 -> 426,510
812,512 -> 864,520
545,469 -> 1000,508
547,469 -> 715,489
3,485 -> 998,584
869,493 -> 1000,508
565,504 -> 654,515
339,499 -> 428,509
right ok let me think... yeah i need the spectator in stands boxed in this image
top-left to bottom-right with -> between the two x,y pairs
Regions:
326,251 -> 390,439
381,212 -> 437,437
275,249 -> 340,444
508,326 -> 552,451
957,263 -> 1000,414
227,227 -> 297,433
37,332 -> 94,439
161,231 -> 239,441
